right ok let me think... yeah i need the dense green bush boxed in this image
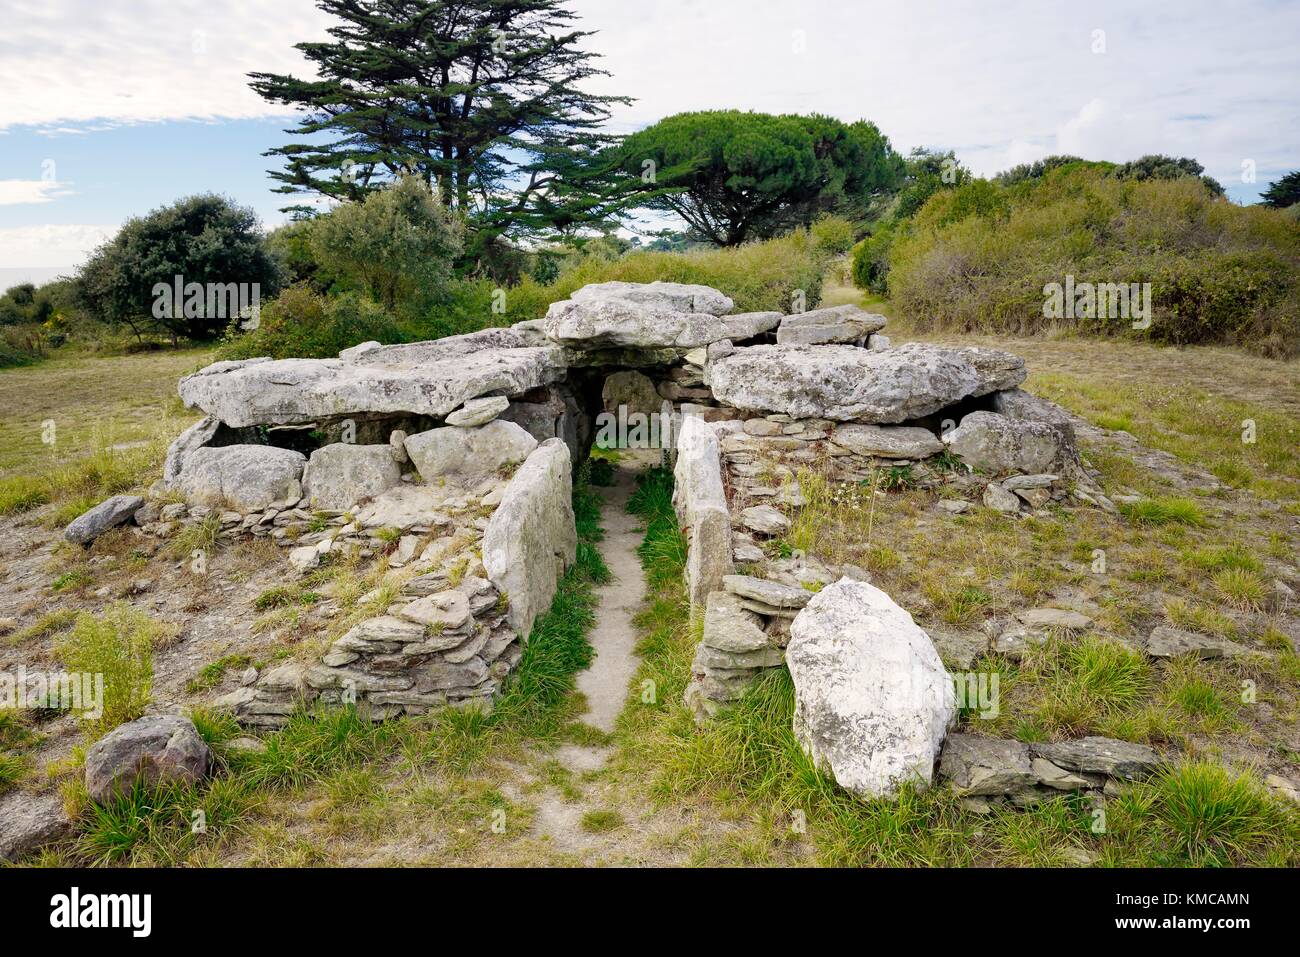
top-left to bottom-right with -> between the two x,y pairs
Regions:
308,176 -> 463,314
810,214 -> 857,255
850,225 -> 896,295
887,168 -> 1300,356
76,194 -> 282,342
218,230 -> 830,359
218,284 -> 404,360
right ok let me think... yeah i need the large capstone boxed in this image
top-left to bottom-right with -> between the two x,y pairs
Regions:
543,298 -> 734,350
710,342 -> 1026,422
176,445 -> 306,512
482,439 -> 577,639
570,280 -> 735,315
786,579 -> 955,800
178,343 -> 566,428
301,443 -> 402,510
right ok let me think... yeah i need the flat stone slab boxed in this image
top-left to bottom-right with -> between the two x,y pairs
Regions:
1145,625 -> 1245,659
939,734 -> 1037,796
179,345 -> 566,427
1030,736 -> 1163,781
723,574 -> 812,609
776,304 -> 887,346
709,342 -> 1026,422
831,423 -> 944,459
446,395 -> 510,427
570,280 -> 734,315
1016,608 -> 1093,630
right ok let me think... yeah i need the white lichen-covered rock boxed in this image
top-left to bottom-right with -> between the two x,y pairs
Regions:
163,415 -> 219,485
776,305 -> 887,346
786,579 -> 955,800
943,411 -> 1067,474
482,439 -> 576,638
570,280 -> 734,315
178,342 -> 566,427
446,395 -> 510,427
830,423 -> 944,459
405,420 -> 538,480
543,298 -> 733,349
673,415 -> 733,608
301,443 -> 402,509
176,445 -> 306,511
710,343 -> 1026,422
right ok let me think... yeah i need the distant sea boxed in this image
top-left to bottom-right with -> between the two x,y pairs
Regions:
0,266 -> 74,292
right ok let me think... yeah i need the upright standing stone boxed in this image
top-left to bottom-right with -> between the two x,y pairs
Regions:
786,579 -> 955,800
482,439 -> 577,639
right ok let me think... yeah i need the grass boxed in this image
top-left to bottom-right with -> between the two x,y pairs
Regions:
186,654 -> 254,694
1119,496 -> 1209,527
612,466 -> 1300,867
1109,762 -> 1298,866
55,602 -> 161,736
0,346 -> 211,482
5,608 -> 77,646
580,808 -> 625,833
56,467 -> 614,866
1032,369 -> 1300,505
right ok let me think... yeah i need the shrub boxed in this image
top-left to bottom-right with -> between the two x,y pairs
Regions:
810,214 -> 857,255
56,603 -> 159,735
850,225 -> 896,294
75,193 -> 281,342
218,285 -> 403,360
307,175 -> 463,314
887,168 -> 1300,356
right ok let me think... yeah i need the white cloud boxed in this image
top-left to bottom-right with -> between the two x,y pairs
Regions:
3,0 -> 1297,191
0,179 -> 73,205
0,0 -> 329,129
0,224 -> 117,268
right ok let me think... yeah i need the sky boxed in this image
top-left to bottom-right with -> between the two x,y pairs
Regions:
2,0 -> 1298,287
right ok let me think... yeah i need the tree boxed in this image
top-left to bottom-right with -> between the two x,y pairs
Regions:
76,195 -> 281,342
1113,154 -> 1224,196
1259,170 -> 1300,209
894,148 -> 971,219
605,111 -> 904,246
307,175 -> 463,310
248,0 -> 630,261
994,154 -> 1088,186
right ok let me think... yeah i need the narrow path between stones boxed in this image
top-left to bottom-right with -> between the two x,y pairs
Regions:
575,455 -> 651,734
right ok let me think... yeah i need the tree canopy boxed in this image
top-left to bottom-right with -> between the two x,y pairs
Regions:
605,111 -> 904,245
308,175 -> 463,310
76,194 -> 281,341
1113,154 -> 1224,196
1259,170 -> 1300,209
249,0 -> 631,259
